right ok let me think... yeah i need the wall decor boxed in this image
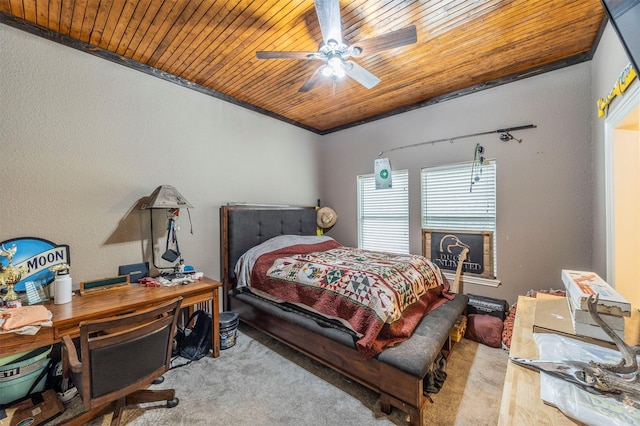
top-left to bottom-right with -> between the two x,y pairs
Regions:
0,237 -> 70,292
374,157 -> 392,189
422,229 -> 494,279
597,63 -> 637,118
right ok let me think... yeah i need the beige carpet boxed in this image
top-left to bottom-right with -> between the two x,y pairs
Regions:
47,324 -> 508,425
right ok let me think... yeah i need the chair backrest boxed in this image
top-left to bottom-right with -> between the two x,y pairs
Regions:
77,297 -> 183,409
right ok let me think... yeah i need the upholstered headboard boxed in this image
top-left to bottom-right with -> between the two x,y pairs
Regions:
220,205 -> 317,304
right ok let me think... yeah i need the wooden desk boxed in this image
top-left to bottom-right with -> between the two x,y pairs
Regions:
1,276 -> 222,358
498,296 -> 580,425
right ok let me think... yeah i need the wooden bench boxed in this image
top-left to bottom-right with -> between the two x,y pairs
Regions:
231,291 -> 468,425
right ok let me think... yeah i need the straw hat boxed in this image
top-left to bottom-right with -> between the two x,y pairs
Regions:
317,207 -> 338,229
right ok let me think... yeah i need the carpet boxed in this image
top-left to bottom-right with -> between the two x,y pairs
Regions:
47,324 -> 508,425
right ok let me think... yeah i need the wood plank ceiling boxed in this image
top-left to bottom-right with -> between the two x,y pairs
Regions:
0,1 -> 605,134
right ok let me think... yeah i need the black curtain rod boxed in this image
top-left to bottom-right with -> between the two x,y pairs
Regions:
377,124 -> 537,156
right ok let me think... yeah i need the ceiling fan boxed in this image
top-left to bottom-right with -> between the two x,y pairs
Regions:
255,0 -> 418,92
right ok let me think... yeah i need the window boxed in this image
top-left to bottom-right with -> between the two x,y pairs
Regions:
421,160 -> 497,273
357,170 -> 409,253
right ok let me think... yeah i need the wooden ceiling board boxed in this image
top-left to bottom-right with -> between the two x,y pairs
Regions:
258,1 -> 596,129
188,3 -> 282,86
203,3 -> 319,91
0,0 -> 605,133
207,2 -> 320,91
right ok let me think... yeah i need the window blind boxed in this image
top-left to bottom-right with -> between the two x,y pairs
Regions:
421,160 -> 497,271
357,170 -> 409,253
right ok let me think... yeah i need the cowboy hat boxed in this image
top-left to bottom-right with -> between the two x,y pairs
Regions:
317,207 -> 338,229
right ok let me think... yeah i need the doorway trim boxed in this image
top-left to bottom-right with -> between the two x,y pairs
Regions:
604,82 -> 640,285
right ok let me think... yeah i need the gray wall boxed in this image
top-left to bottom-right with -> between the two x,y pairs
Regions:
1,25 -> 321,285
320,22 -> 636,306
320,64 -> 594,305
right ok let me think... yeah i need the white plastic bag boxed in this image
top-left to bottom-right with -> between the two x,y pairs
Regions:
534,333 -> 640,426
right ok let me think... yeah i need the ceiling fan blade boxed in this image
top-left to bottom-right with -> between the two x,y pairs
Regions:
314,0 -> 342,44
298,67 -> 325,93
256,51 -> 318,60
344,61 -> 380,89
351,25 -> 417,56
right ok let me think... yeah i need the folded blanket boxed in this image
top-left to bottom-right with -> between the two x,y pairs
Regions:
0,305 -> 51,331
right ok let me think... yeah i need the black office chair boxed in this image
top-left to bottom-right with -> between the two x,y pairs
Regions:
61,297 -> 183,426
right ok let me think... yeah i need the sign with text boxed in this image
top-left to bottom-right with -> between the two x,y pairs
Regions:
0,237 -> 70,291
422,229 -> 493,278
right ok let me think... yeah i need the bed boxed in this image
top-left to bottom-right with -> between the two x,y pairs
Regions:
220,204 -> 468,425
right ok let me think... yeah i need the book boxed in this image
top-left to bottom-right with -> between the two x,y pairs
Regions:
566,295 -> 625,331
561,270 -> 631,317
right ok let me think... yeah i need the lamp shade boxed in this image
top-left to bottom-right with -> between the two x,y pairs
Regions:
141,185 -> 193,209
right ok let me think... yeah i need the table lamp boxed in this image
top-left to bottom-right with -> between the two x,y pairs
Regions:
141,185 -> 193,275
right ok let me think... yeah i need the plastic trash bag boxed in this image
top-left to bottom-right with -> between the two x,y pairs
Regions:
534,333 -> 640,426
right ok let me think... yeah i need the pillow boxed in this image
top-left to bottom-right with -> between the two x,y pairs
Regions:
464,314 -> 504,348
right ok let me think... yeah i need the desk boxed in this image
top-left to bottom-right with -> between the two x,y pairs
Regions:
1,276 -> 222,358
498,296 -> 580,425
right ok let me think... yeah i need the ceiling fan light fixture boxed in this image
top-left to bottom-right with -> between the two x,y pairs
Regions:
320,65 -> 334,77
333,65 -> 346,78
325,56 -> 346,78
328,56 -> 342,68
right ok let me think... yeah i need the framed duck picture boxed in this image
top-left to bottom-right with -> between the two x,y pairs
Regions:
422,229 -> 494,278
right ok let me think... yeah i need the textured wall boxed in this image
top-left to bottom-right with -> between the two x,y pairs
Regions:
320,64 -> 593,305
1,24 -> 321,286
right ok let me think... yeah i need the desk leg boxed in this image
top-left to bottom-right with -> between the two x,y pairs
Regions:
211,288 -> 220,358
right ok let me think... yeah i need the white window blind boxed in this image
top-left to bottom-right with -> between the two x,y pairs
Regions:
357,170 -> 409,253
421,160 -> 497,272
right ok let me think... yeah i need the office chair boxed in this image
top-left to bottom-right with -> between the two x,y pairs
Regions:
61,297 -> 183,426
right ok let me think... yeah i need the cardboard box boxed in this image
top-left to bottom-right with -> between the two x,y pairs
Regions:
0,389 -> 63,426
532,293 -> 617,349
570,318 -> 624,343
532,293 -> 575,335
567,295 -> 625,331
561,270 -> 631,317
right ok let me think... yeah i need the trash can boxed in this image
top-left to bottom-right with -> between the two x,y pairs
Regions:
219,311 -> 239,350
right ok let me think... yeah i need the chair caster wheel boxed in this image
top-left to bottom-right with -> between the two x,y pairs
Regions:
167,397 -> 179,408
152,376 -> 165,385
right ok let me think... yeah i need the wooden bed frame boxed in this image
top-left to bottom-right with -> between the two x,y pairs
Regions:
219,204 -> 465,425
